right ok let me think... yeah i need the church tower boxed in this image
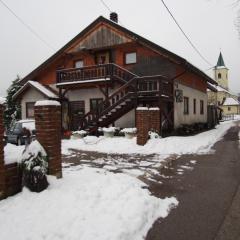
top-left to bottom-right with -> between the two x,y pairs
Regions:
213,52 -> 229,90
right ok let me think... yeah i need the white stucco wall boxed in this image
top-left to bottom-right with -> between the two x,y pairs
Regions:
21,88 -> 47,119
67,86 -> 135,128
174,84 -> 207,128
66,88 -> 105,113
115,109 -> 135,128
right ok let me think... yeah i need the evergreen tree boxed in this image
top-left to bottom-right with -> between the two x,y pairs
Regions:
4,75 -> 22,129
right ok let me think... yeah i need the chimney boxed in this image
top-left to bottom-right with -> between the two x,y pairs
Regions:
110,12 -> 118,23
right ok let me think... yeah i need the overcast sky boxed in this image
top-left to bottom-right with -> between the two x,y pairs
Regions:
0,0 -> 239,96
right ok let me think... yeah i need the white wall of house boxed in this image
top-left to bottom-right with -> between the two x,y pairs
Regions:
174,83 -> 207,128
21,88 -> 47,119
66,88 -> 105,113
66,87 -> 135,128
115,109 -> 135,128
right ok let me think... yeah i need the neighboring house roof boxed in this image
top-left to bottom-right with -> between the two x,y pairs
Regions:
18,16 -> 217,86
223,97 -> 240,106
13,80 -> 58,100
0,97 -> 6,105
216,52 -> 225,67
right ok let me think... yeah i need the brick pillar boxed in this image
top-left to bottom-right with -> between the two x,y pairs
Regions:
35,101 -> 62,178
136,107 -> 149,145
0,104 -> 6,199
149,107 -> 161,134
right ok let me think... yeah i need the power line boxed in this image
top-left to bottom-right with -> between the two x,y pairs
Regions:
160,0 -> 213,67
100,0 -> 111,12
99,0 -> 124,25
0,0 -> 55,51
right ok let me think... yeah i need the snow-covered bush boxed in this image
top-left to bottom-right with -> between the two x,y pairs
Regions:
120,128 -> 137,139
71,130 -> 88,139
20,140 -> 48,192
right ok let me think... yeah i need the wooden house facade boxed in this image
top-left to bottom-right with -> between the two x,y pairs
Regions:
14,15 -> 217,135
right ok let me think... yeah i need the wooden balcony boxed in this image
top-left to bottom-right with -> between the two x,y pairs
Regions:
56,63 -> 137,86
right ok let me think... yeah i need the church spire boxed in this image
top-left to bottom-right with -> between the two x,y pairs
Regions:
216,52 -> 225,67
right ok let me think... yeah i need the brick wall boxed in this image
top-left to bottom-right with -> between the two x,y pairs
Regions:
0,104 -> 22,200
35,101 -> 62,178
136,107 -> 160,146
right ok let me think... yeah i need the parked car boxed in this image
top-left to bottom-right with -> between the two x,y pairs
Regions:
6,120 -> 36,146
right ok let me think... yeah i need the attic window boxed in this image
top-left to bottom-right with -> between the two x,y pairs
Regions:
218,73 -> 221,79
125,52 -> 137,64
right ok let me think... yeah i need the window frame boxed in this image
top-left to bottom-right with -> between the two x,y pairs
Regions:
26,102 -> 35,119
200,100 -> 204,115
183,97 -> 189,115
193,98 -> 196,114
218,73 -> 221,79
124,52 -> 137,65
74,59 -> 84,68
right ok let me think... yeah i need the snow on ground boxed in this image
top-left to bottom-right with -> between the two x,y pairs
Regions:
62,121 -> 235,156
0,166 -> 178,240
4,143 -> 25,164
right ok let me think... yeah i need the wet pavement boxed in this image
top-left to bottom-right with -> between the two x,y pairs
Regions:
62,121 -> 240,240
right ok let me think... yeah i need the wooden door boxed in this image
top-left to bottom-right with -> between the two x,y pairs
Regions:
95,51 -> 110,64
69,101 -> 85,130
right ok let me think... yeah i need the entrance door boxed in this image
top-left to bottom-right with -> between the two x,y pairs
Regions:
69,101 -> 85,130
90,98 -> 104,115
95,51 -> 110,64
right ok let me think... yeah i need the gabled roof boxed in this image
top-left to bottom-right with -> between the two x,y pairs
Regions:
223,97 -> 240,106
216,52 -> 225,67
19,16 -> 217,85
13,80 -> 58,100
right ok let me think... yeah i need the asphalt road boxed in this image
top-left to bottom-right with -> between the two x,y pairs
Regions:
146,121 -> 240,240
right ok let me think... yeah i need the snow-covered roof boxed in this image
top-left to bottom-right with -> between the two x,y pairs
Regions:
223,97 -> 240,106
35,100 -> 60,107
13,81 -> 58,100
0,97 -> 6,105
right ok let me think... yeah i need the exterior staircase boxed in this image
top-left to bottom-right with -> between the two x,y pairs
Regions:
56,63 -> 173,133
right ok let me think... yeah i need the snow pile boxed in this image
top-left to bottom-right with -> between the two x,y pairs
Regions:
21,140 -> 47,161
0,167 -> 178,240
4,144 -> 25,164
100,127 -> 117,133
72,130 -> 88,135
62,121 -> 235,156
121,128 -> 137,134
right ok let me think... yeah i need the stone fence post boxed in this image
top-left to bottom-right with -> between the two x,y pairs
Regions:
0,103 -> 6,199
35,100 -> 62,178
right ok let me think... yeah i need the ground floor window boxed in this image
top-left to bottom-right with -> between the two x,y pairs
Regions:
228,106 -> 231,111
26,102 -> 35,118
200,100 -> 204,114
184,97 -> 189,115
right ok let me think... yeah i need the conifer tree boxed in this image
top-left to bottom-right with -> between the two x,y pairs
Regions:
4,75 -> 22,129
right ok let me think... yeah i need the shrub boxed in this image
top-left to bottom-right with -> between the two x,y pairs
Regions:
20,140 -> 48,192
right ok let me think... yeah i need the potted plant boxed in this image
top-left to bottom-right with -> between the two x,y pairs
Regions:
71,130 -> 88,139
99,127 -> 116,138
120,128 -> 137,139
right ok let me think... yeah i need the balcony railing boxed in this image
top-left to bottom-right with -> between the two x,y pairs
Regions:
56,63 -> 137,85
